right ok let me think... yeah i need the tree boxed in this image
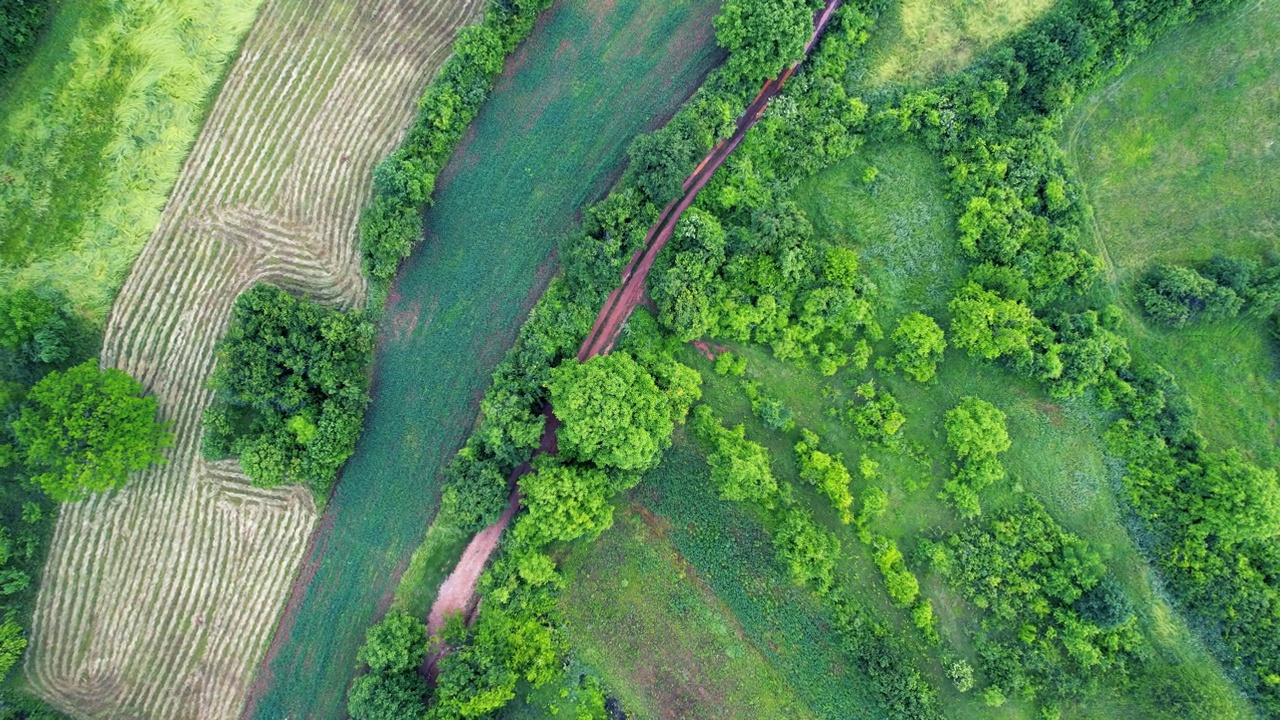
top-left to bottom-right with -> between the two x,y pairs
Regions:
1137,262 -> 1242,326
891,313 -> 947,382
347,671 -> 428,720
547,353 -> 673,472
11,360 -> 171,501
515,461 -> 614,547
358,611 -> 429,674
794,430 -> 855,523
948,283 -> 1046,372
1192,449 -> 1280,545
691,406 -> 777,503
942,397 -> 1011,517
0,618 -> 26,681
715,0 -> 815,85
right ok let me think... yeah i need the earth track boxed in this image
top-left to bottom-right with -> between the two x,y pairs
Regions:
425,0 -> 844,645
24,1 -> 484,718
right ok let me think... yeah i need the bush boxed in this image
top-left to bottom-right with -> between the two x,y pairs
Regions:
890,313 -> 947,383
202,284 -> 373,497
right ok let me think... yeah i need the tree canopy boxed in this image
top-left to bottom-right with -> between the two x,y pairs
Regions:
514,460 -> 614,547
890,312 -> 947,383
11,360 -> 170,502
547,353 -> 673,472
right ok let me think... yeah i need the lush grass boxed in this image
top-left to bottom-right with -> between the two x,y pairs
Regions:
0,0 -> 263,321
553,506 -> 817,719
858,0 -> 1056,88
248,1 -> 726,717
632,439 -> 886,719
1063,0 -> 1280,467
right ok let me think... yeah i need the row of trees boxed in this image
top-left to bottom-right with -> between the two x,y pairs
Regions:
202,284 -> 374,497
359,0 -> 556,287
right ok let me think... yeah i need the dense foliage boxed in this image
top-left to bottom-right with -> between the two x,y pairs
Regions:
689,404 -> 778,503
0,0 -> 49,78
922,502 -> 1140,704
202,284 -> 374,497
940,396 -> 1010,518
11,360 -> 170,502
794,429 -> 854,523
887,312 -> 946,382
359,0 -> 556,288
1137,255 -> 1280,327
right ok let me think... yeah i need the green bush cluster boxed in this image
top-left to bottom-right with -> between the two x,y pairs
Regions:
843,380 -> 905,445
690,404 -> 778,503
202,284 -> 374,498
360,0 -> 555,287
794,429 -> 855,523
921,501 -> 1141,704
0,0 -> 49,78
940,396 -> 1010,518
1137,255 -> 1280,327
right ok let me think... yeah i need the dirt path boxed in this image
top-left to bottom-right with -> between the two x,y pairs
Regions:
423,0 -> 842,650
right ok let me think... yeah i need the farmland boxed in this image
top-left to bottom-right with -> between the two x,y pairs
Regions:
246,0 -> 725,717
0,0 -> 265,321
23,0 -> 486,717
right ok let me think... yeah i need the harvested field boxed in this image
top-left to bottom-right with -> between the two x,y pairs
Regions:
249,1 -> 726,716
23,0 -> 484,718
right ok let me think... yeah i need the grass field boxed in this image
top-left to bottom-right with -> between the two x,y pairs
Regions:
555,507 -> 817,719
859,0 -> 1055,88
1063,0 -> 1280,467
0,0 -> 264,322
246,1 -> 726,716
24,1 -> 487,717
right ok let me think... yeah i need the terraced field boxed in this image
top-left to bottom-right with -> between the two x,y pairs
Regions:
23,0 -> 483,717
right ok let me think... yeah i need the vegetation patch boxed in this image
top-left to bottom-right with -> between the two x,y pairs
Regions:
556,506 -> 817,719
0,0 -> 264,320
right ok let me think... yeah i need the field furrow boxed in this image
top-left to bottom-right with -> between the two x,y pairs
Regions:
23,0 -> 484,717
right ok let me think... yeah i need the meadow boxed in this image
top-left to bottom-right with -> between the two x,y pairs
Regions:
1063,0 -> 1280,467
24,0 -> 486,717
247,1 -> 726,716
0,0 -> 264,322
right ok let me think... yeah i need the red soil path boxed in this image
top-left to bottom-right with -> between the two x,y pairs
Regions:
424,0 -> 843,655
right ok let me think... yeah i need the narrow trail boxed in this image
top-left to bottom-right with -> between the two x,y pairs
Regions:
424,0 -> 843,662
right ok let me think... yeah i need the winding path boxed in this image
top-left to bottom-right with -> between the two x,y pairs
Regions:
425,0 -> 844,643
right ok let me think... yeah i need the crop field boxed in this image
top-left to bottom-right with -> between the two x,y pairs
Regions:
0,0 -> 264,321
556,506 -> 816,719
246,0 -> 726,717
1064,0 -> 1280,466
23,0 -> 487,717
861,0 -> 1055,87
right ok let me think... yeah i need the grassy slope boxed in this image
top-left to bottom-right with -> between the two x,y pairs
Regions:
859,0 -> 1056,88
1063,0 -> 1280,467
552,507 -> 817,719
0,0 -> 263,321
248,1 -> 725,717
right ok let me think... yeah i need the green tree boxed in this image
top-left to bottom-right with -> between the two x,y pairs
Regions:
891,312 -> 947,382
691,406 -> 778,503
515,461 -> 614,547
0,288 -> 71,366
547,353 -> 673,472
948,283 -> 1046,371
942,397 -> 1011,517
358,610 -> 429,674
794,429 -> 854,523
715,0 -> 815,84
1192,450 -> 1280,545
0,618 -> 26,681
11,360 -> 171,501
347,671 -> 428,720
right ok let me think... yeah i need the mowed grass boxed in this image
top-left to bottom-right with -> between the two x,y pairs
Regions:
859,0 -> 1055,88
553,507 -> 817,719
1063,0 -> 1280,467
249,1 -> 725,717
0,0 -> 263,321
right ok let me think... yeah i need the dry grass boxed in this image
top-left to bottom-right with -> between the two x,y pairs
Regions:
22,0 -> 483,717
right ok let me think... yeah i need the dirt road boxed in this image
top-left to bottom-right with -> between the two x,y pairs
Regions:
424,0 -> 843,647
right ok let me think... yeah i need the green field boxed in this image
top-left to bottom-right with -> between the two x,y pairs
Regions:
0,0 -> 263,321
1064,0 -> 1280,467
247,1 -> 725,716
555,506 -> 817,719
